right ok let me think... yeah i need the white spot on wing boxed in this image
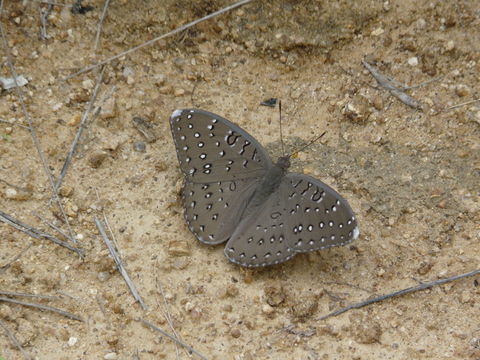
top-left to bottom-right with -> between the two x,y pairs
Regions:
171,109 -> 183,119
352,226 -> 360,240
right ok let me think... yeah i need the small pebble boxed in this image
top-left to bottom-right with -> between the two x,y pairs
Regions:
407,57 -> 419,66
100,96 -> 116,119
455,84 -> 470,97
97,272 -> 110,282
68,336 -> 78,346
444,40 -> 455,52
82,79 -> 94,89
262,304 -> 275,315
68,114 -> 81,126
133,141 -> 146,152
104,353 -> 117,360
158,85 -> 172,95
352,321 -> 382,344
153,74 -> 166,86
371,27 -> 384,36
291,294 -> 318,321
174,88 -> 185,97
264,286 -> 285,307
5,187 -> 32,201
168,240 -> 191,256
88,151 -> 108,168
230,328 -> 241,338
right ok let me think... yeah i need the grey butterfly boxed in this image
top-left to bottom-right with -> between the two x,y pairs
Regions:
170,109 -> 359,267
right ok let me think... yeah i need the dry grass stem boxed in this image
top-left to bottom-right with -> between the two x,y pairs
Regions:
362,59 -> 422,110
0,296 -> 83,321
0,210 -> 84,256
64,0 -> 254,80
0,320 -> 32,360
0,19 -> 76,241
95,217 -> 147,310
319,268 -> 480,320
141,319 -> 208,360
54,68 -> 105,194
94,0 -> 111,52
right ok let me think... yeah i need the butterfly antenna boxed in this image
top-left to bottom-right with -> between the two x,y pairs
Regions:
290,131 -> 326,159
279,100 -> 285,156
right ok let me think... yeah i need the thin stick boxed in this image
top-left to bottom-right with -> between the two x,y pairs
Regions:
94,0 -> 111,52
39,3 -> 53,40
445,98 -> 480,111
0,291 -> 62,300
31,0 -> 72,6
94,187 -> 120,249
0,118 -> 29,129
64,0 -> 254,80
95,217 -> 147,310
33,211 -> 77,244
0,297 -> 83,321
141,319 -> 208,360
278,100 -> 285,156
0,243 -> 33,272
318,268 -> 480,321
156,275 -> 181,359
55,68 -> 104,193
0,320 -> 32,360
0,210 -> 84,256
0,19 -> 76,242
362,59 -> 422,110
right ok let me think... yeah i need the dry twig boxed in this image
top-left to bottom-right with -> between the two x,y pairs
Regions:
318,268 -> 480,321
95,217 -> 147,310
0,210 -> 83,256
54,68 -> 105,193
0,291 -> 62,300
0,296 -> 83,321
65,0 -> 254,79
141,319 -> 208,360
0,18 -> 76,242
39,3 -> 53,40
362,59 -> 422,110
33,211 -> 77,244
445,98 -> 480,111
0,320 -> 32,360
0,243 -> 33,272
94,0 -> 111,52
156,275 -> 181,359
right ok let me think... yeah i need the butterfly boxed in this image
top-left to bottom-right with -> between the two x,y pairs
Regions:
170,109 -> 359,267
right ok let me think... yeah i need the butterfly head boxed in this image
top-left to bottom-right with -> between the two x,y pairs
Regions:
276,156 -> 291,171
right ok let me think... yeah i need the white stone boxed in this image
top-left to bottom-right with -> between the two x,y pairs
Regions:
407,57 -> 419,66
68,337 -> 78,346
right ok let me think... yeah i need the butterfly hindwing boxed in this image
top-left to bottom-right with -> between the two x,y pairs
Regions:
282,173 -> 359,252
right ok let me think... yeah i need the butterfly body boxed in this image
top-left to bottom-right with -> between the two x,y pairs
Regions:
170,109 -> 359,267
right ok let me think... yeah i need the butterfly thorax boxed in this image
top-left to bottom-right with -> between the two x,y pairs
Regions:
240,156 -> 291,221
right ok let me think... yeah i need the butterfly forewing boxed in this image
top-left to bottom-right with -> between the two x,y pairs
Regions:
282,173 -> 359,252
170,109 -> 272,183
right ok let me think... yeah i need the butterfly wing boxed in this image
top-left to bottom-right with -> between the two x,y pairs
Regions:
170,109 -> 272,245
170,109 -> 272,183
282,173 -> 359,252
182,178 -> 261,245
224,173 -> 359,267
224,181 -> 297,267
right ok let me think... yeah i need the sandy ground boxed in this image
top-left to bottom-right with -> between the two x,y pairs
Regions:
1,0 -> 479,359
